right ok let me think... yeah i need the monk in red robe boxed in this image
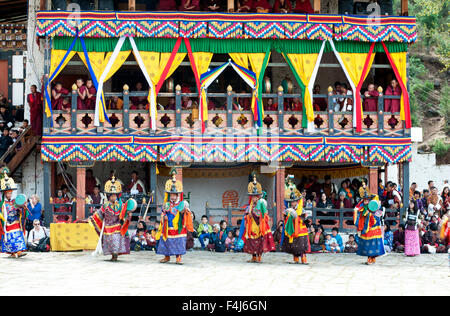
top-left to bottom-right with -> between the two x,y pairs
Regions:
51,83 -> 69,110
273,0 -> 292,13
27,85 -> 43,136
252,0 -> 271,12
85,79 -> 97,110
384,79 -> 402,113
75,78 -> 87,110
158,0 -> 178,10
294,0 -> 313,13
363,84 -> 379,112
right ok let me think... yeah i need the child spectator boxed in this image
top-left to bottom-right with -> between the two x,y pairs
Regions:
225,231 -> 235,251
383,222 -> 394,253
325,234 -> 339,253
75,78 -> 87,110
197,215 -> 213,250
207,223 -> 220,251
309,224 -> 325,252
393,224 -> 405,252
331,227 -> 344,252
51,82 -> 69,110
233,229 -> 244,252
85,79 -> 96,110
344,234 -> 358,253
215,220 -> 228,252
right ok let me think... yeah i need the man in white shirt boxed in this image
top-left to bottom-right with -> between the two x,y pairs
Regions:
27,219 -> 49,251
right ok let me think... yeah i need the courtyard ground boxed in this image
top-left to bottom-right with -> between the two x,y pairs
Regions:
0,251 -> 448,296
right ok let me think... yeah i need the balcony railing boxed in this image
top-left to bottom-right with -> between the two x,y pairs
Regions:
45,86 -> 406,137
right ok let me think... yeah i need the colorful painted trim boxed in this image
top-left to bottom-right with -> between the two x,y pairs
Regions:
41,135 -> 411,164
36,11 -> 416,43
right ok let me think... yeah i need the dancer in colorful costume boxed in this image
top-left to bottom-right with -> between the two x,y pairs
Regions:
240,175 -> 275,263
0,170 -> 29,258
156,170 -> 193,265
89,176 -> 135,261
281,176 -> 309,264
439,213 -> 449,252
354,191 -> 385,264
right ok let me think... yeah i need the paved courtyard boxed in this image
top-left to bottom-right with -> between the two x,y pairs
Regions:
0,251 -> 448,296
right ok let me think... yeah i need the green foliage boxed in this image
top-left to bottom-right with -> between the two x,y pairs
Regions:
439,84 -> 450,133
431,139 -> 450,157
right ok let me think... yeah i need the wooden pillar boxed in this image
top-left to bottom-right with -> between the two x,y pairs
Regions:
128,0 -> 135,11
314,0 -> 321,14
43,162 -> 52,226
76,166 -> 86,220
401,161 -> 410,221
384,164 -> 388,186
401,0 -> 408,16
175,167 -> 183,183
275,167 -> 285,225
50,162 -> 57,198
369,167 -> 378,195
227,0 -> 234,12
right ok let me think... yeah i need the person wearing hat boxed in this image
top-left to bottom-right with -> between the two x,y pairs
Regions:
239,174 -> 275,263
88,176 -> 135,262
353,191 -> 385,265
0,169 -> 30,258
155,170 -> 194,265
281,177 -> 310,264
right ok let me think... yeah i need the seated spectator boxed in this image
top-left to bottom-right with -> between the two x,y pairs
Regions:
202,0 -> 225,11
384,79 -> 401,113
333,191 -> 352,209
130,221 -> 147,251
317,192 -> 333,209
85,169 -> 97,196
294,0 -> 313,13
252,0 -> 271,12
330,227 -> 343,252
0,127 -> 13,158
272,219 -> 284,251
75,78 -> 87,110
225,231 -> 235,251
87,185 -> 106,214
53,189 -> 71,222
181,86 -> 193,109
158,0 -> 177,10
265,98 -> 277,111
130,82 -> 149,109
325,234 -> 339,253
108,96 -> 123,110
85,79 -> 96,110
165,97 -> 176,110
237,0 -> 253,12
10,129 -> 22,152
284,97 -> 302,112
421,223 -> 446,253
180,0 -> 200,10
207,223 -> 220,251
233,91 -> 251,111
344,234 -> 358,253
313,84 -> 327,111
214,220 -> 228,252
51,82 -> 69,110
363,84 -> 379,112
27,219 -> 49,252
322,175 -> 338,199
273,0 -> 292,13
233,229 -> 244,252
383,222 -> 394,253
338,180 -> 354,202
26,194 -> 42,232
428,186 -> 444,218
197,215 -> 213,250
393,224 -> 405,252
309,224 -> 324,252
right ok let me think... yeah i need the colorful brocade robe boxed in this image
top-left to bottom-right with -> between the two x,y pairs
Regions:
0,199 -> 30,254
156,200 -> 193,242
353,200 -> 385,257
240,198 -> 275,254
89,199 -> 131,255
283,199 -> 308,244
440,216 -> 449,247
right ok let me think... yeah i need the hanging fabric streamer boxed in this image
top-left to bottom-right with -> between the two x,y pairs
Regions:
94,36 -> 126,126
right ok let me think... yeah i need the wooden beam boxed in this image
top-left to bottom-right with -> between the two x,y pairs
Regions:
401,0 -> 408,16
314,0 -> 320,14
128,0 -> 135,11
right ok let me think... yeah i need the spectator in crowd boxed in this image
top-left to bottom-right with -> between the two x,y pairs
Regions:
421,189 -> 430,213
75,78 -> 87,110
338,180 -> 354,202
272,220 -> 284,251
87,185 -> 106,213
165,97 -> 176,110
0,92 -> 6,107
207,223 -> 220,251
53,189 -> 71,222
27,219 -> 49,252
412,190 -> 425,213
225,231 -> 235,251
27,85 -> 43,136
157,0 -> 177,10
26,194 -> 42,232
233,90 -> 251,111
383,222 -> 394,253
180,0 -> 200,10
252,0 -> 272,12
237,0 -> 253,12
384,79 -> 401,113
309,224 -> 325,252
344,234 -> 358,253
273,0 -> 292,13
294,0 -> 313,13
203,0 -> 225,11
214,220 -> 228,252
51,82 -> 69,110
85,169 -> 97,196
125,170 -> 146,194
265,98 -> 277,111
130,82 -> 149,109
181,86 -> 194,109
334,191 -> 352,209
0,127 -> 13,158
405,201 -> 421,257
393,223 -> 405,252
130,221 -> 147,250
10,129 -> 22,153
0,105 -> 14,128
325,234 -> 340,253
85,79 -> 96,110
421,223 -> 446,253
233,229 -> 244,252
316,192 -> 333,209
338,83 -> 353,112
428,186 -> 443,218
197,215 -> 213,250
313,84 -> 327,111
409,182 -> 417,197
108,96 -> 123,110
363,83 -> 379,112
322,175 -> 338,199
330,227 -> 344,253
